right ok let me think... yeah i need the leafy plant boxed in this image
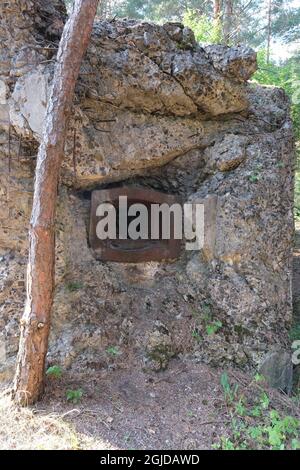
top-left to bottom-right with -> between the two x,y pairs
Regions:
66,389 -> 83,404
264,411 -> 299,449
206,320 -> 222,336
106,346 -> 119,357
248,164 -> 263,183
260,392 -> 270,410
254,51 -> 300,140
215,372 -> 300,450
235,397 -> 247,417
213,436 -> 236,450
254,373 -> 265,383
183,9 -> 222,44
220,372 -> 239,404
249,173 -> 260,183
46,365 -> 63,379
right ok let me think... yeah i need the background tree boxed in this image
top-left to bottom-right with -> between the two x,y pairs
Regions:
65,0 -> 123,18
214,0 -> 221,20
223,0 -> 233,44
111,0 -> 300,49
266,0 -> 273,64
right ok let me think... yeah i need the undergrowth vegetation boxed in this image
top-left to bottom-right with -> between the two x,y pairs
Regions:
214,373 -> 300,450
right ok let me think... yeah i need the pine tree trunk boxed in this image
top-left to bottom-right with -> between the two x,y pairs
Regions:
266,0 -> 272,64
223,0 -> 233,45
12,0 -> 99,406
213,0 -> 221,20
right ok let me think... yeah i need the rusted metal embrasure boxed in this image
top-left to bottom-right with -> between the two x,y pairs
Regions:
89,187 -> 182,263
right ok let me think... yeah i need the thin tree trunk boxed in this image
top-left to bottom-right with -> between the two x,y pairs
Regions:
223,0 -> 233,45
12,0 -> 99,406
213,0 -> 221,20
266,0 -> 272,64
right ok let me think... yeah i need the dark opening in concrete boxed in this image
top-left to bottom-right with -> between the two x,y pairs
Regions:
89,187 -> 182,263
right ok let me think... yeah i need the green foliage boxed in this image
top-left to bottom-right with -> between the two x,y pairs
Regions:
114,0 -> 300,49
264,412 -> 299,449
113,0 -> 213,23
254,51 -> 300,141
163,7 -> 300,225
183,10 -> 222,44
253,51 -> 300,219
271,1 -> 300,44
46,365 -> 63,379
196,301 -> 223,336
220,372 -> 239,404
254,373 -> 265,383
206,320 -> 222,336
260,392 -> 270,410
65,0 -> 117,18
248,173 -> 260,183
248,164 -> 263,183
215,373 -> 300,450
213,436 -> 237,450
66,389 -> 83,404
235,397 -> 247,417
106,346 -> 119,357
191,302 -> 222,341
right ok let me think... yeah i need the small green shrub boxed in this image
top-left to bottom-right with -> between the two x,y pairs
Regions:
46,365 -> 63,379
220,372 -> 239,404
206,320 -> 222,336
215,372 -> 300,450
106,346 -> 119,357
66,389 -> 83,404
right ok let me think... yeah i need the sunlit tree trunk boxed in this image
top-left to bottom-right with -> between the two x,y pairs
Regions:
223,0 -> 233,45
266,0 -> 272,64
213,0 -> 221,20
12,0 -> 99,406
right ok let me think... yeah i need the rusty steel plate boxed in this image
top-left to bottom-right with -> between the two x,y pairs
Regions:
89,187 -> 182,263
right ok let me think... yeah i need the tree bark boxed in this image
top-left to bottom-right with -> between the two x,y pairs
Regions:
222,0 -> 233,45
12,0 -> 99,406
266,0 -> 272,64
213,0 -> 221,20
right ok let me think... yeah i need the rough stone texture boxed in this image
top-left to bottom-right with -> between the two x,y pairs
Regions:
0,0 -> 65,82
0,1 -> 295,383
259,350 -> 293,394
10,69 -> 51,139
203,44 -> 258,82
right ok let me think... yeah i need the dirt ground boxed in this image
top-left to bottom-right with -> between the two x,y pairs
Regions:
0,357 -> 299,450
0,224 -> 299,450
39,361 -> 229,450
